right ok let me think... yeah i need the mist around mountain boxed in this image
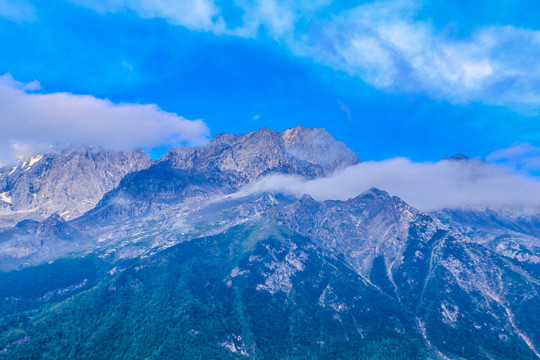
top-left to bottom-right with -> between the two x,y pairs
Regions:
0,126 -> 539,359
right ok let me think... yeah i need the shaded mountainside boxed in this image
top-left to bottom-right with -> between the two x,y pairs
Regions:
76,163 -> 224,227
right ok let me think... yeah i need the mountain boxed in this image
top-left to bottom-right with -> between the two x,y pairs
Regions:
0,148 -> 152,227
433,208 -> 540,274
0,127 -> 360,270
1,190 -> 539,359
78,126 -> 358,226
162,126 -> 359,186
0,127 -> 539,359
443,154 -> 471,161
432,155 -> 540,274
279,190 -> 540,358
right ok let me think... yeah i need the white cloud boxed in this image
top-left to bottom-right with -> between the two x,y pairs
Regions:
68,0 -> 540,110
70,0 -> 225,33
69,0 -> 324,38
291,1 -> 540,109
243,157 -> 540,212
487,143 -> 540,173
0,0 -> 35,22
229,0 -> 314,38
0,74 -> 209,164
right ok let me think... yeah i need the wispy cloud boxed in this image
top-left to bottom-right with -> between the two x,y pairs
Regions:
337,100 -> 352,123
67,0 -> 540,110
229,0 -> 328,38
487,143 -> 540,174
291,0 -> 540,110
0,74 -> 209,164
0,0 -> 35,22
69,0 -> 225,33
243,157 -> 540,212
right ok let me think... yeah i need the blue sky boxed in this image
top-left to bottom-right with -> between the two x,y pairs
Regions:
1,0 -> 539,174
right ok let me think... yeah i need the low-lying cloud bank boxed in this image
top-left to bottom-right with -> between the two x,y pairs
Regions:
0,74 -> 209,165
244,158 -> 540,212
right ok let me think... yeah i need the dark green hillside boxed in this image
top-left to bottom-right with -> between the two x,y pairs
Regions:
0,256 -> 110,316
0,224 -> 427,359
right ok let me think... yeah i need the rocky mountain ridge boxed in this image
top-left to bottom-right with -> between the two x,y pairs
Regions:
0,148 -> 152,227
162,126 -> 359,186
1,186 -> 539,359
0,126 -> 538,359
0,126 -> 358,228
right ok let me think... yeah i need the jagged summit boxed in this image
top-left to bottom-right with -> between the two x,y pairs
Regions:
281,186 -> 434,276
280,126 -> 359,170
356,187 -> 391,199
0,147 -> 152,226
162,126 -> 359,185
443,154 -> 470,161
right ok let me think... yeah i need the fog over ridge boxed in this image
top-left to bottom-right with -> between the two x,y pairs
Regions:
243,157 -> 540,212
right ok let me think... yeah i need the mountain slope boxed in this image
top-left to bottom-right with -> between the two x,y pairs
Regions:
0,127 -> 539,359
277,189 -> 540,358
0,148 -> 152,227
1,190 -> 539,359
0,224 -> 428,359
433,208 -> 540,275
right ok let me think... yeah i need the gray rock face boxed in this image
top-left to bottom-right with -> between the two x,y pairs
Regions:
276,189 -> 540,358
279,188 -> 437,275
0,126 -> 359,267
78,126 -> 358,225
0,126 -> 357,228
433,208 -> 540,271
280,126 -> 359,170
0,214 -> 88,271
0,148 -> 152,226
162,126 -> 359,188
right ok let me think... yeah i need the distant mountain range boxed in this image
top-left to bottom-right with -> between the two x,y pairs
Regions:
0,126 -> 538,359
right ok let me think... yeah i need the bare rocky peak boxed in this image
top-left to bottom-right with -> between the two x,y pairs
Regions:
0,147 -> 153,225
441,154 -> 487,165
281,188 -> 438,275
40,126 -> 357,228
280,126 -> 359,170
444,154 -> 470,161
162,126 -> 359,185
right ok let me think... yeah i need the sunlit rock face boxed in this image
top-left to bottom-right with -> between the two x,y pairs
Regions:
76,126 -> 359,226
0,148 -> 152,227
280,126 -> 359,171
162,126 -> 359,187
